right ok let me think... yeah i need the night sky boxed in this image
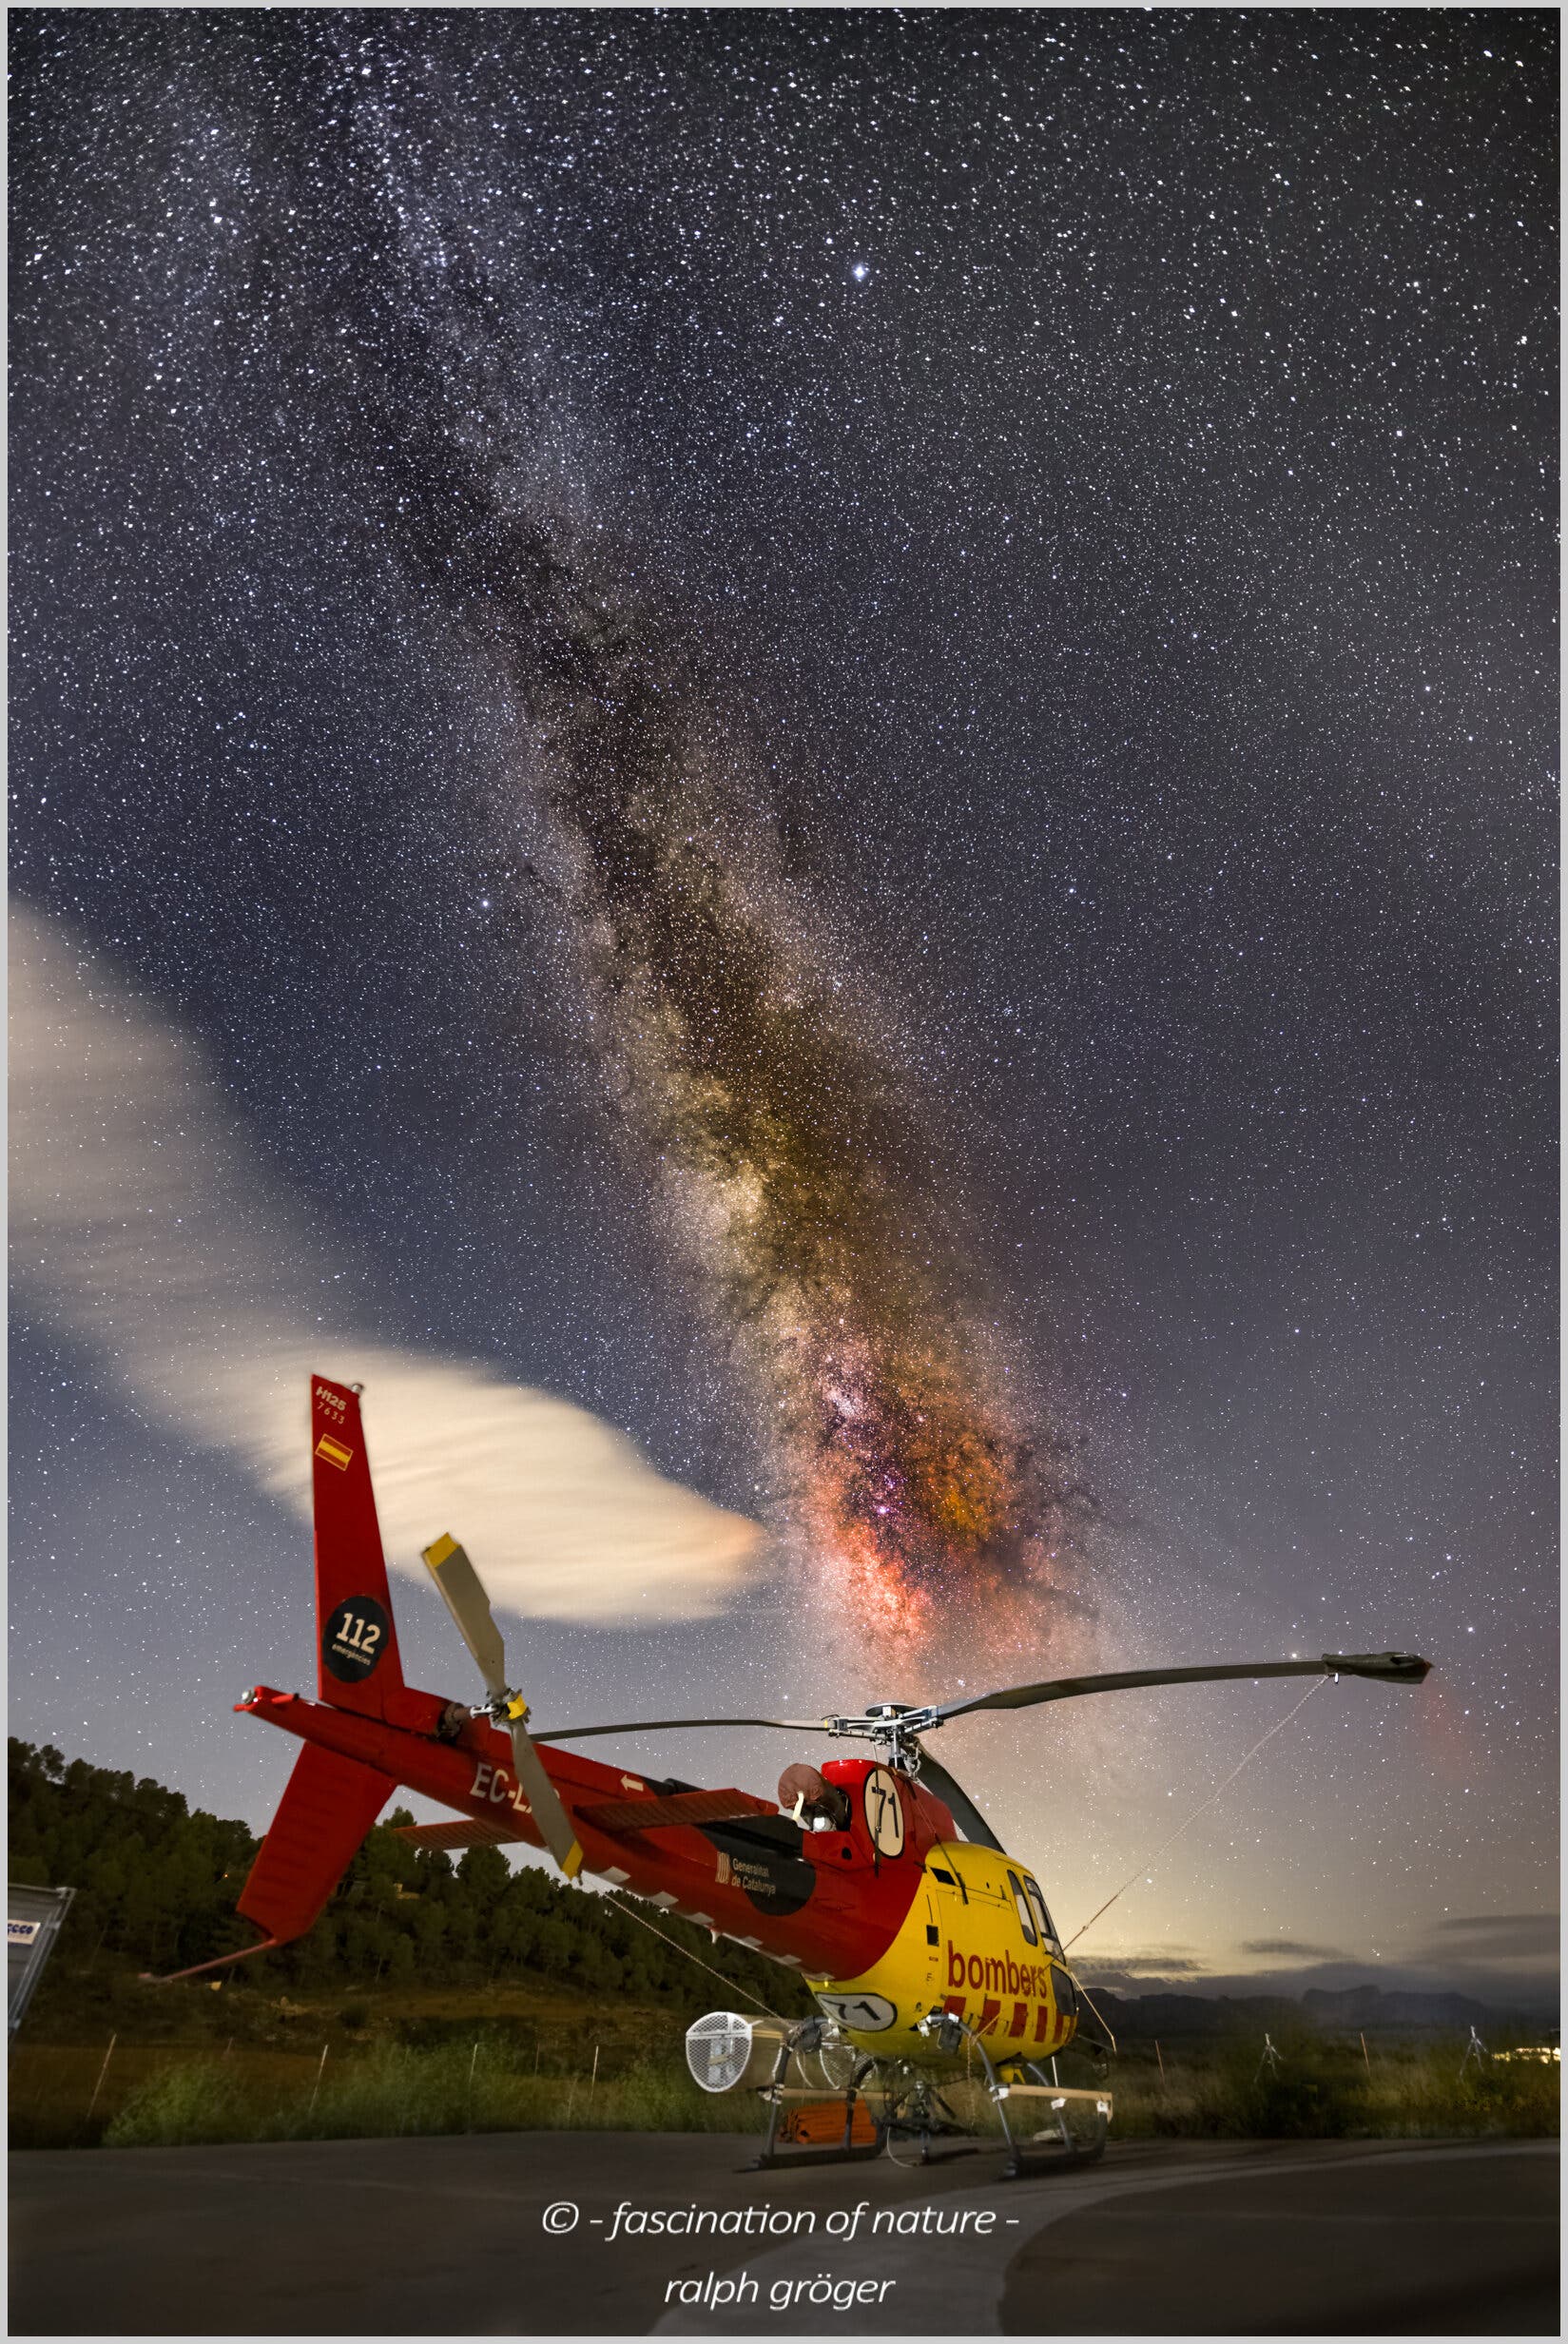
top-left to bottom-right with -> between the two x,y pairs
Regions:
10,10 -> 1558,2005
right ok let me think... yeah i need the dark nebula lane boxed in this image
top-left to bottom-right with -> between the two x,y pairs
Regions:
382,329 -> 1098,1657
142,48 -> 1101,1663
440,335 -> 1094,1656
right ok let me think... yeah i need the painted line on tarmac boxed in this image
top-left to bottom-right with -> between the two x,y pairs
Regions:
651,2139 -> 1558,2339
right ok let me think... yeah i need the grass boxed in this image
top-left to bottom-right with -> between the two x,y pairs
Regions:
12,2027 -> 1557,2153
98,2041 -> 768,2148
10,2034 -> 771,2150
8,1956 -> 729,2145
1091,2034 -> 1560,2142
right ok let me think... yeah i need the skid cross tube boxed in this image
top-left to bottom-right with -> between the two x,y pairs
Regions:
916,2012 -> 1112,2178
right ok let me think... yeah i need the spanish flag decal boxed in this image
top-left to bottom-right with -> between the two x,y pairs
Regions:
315,1434 -> 354,1471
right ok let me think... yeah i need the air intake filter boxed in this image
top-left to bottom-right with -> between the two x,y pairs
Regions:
685,2010 -> 789,2094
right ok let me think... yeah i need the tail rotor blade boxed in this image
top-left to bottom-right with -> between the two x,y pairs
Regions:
504,1714 -> 585,1881
421,1535 -> 507,1699
422,1534 -> 585,1881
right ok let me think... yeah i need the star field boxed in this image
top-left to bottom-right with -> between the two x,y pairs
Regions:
9,10 -> 1556,1995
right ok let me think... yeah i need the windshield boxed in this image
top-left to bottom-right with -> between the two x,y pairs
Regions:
1025,1878 -> 1059,1949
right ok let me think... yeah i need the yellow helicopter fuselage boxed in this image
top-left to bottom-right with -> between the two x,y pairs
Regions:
806,1837 -> 1081,2066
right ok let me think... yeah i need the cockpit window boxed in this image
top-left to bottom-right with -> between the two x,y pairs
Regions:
1025,1879 -> 1060,1950
1006,1869 -> 1037,1944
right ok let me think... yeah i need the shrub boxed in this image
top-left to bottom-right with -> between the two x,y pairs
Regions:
105,2061 -> 252,2148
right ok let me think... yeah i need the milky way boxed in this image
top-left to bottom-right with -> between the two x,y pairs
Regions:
334,203 -> 1094,1657
98,36 -> 1098,1664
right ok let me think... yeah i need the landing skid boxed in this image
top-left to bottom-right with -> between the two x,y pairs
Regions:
739,2025 -> 1113,2177
884,2137 -> 981,2167
914,2015 -> 1113,2179
749,2138 -> 886,2173
996,2062 -> 1111,2178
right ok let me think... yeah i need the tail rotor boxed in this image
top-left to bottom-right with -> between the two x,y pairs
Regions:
421,1533 -> 585,1879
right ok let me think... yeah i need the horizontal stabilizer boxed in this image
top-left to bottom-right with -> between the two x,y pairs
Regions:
394,1816 -> 527,1853
576,1787 -> 779,1834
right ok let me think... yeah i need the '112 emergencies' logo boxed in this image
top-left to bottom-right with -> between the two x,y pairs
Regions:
321,1596 -> 390,1682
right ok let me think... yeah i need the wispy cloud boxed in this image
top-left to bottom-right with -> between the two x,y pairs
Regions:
1239,1937 -> 1355,1961
10,902 -> 765,1624
1079,1952 -> 1209,1978
1419,1913 -> 1559,1965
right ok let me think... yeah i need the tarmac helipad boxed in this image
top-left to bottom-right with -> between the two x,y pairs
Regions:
8,2129 -> 1558,2335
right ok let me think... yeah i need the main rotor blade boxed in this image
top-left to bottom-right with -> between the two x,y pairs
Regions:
911,1743 -> 1003,1852
421,1533 -> 508,1700
926,1650 -> 1432,1729
532,1715 -> 826,1743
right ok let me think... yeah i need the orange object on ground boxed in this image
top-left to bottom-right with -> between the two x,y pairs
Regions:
780,2099 -> 878,2147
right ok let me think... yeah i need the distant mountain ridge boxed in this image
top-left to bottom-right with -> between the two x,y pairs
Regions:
1083,1980 -> 1556,2039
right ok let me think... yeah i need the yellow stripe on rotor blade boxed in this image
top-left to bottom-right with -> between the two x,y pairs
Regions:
422,1533 -> 459,1569
561,1841 -> 585,1880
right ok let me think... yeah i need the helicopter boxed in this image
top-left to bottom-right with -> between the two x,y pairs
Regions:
174,1376 -> 1431,2168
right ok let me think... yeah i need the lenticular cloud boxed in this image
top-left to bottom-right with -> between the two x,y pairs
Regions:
8,901 -> 764,1624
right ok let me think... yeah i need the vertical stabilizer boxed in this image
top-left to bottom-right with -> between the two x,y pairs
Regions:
311,1375 -> 406,1719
